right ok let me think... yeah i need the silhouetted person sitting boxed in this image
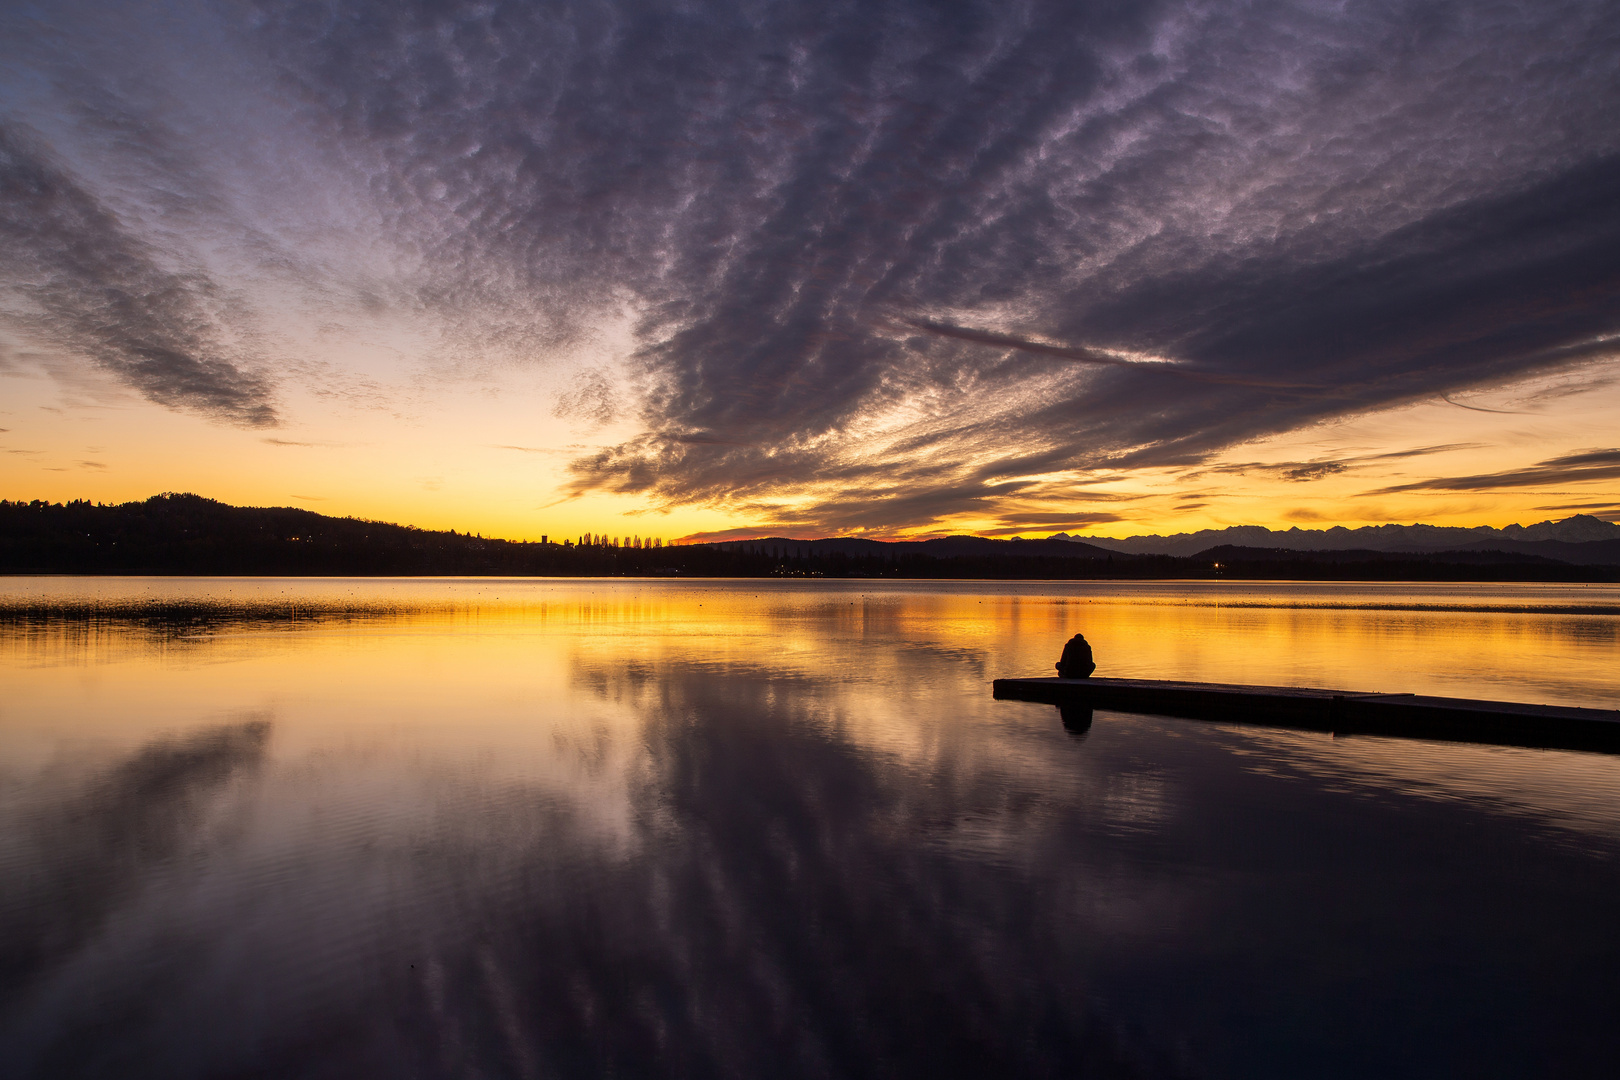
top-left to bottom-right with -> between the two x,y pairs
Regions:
1056,633 -> 1096,678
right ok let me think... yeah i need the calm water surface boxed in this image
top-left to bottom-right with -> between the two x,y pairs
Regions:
2,577 -> 1618,1078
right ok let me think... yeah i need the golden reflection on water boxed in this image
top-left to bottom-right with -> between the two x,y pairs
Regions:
2,577 -> 1614,826
3,576 -> 1615,701
2,578 -> 1619,1078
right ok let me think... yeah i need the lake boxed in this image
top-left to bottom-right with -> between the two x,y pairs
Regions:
2,577 -> 1618,1078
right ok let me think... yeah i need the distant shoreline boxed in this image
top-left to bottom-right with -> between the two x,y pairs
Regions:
6,494 -> 1618,582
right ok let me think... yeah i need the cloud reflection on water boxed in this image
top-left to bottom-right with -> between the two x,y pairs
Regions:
0,580 -> 1618,1077
0,718 -> 271,997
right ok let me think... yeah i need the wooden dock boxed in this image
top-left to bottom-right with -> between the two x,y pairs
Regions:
991,676 -> 1620,753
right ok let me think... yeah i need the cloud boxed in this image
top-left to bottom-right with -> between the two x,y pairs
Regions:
1440,395 -> 1526,415
552,369 -> 619,427
1281,463 -> 1345,482
1203,460 -> 1350,483
1512,362 -> 1620,406
1366,449 -> 1620,494
1534,502 -> 1620,512
493,444 -> 563,455
1361,444 -> 1487,461
891,318 -> 1164,370
0,719 -> 270,996
6,0 -> 1620,528
976,512 -> 1125,538
0,126 -> 278,427
503,0 -> 1619,528
1186,444 -> 1477,485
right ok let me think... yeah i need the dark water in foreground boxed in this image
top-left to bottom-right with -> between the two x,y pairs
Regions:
2,578 -> 1618,1078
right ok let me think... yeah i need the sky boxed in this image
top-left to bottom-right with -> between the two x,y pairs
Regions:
2,0 -> 1619,543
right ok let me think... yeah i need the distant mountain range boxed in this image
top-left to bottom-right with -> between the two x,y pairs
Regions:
1049,516 -> 1620,565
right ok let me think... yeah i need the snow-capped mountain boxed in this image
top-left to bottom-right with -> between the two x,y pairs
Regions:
1053,515 -> 1620,558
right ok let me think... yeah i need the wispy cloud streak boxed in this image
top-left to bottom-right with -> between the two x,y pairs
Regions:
0,126 -> 277,426
1367,449 -> 1620,494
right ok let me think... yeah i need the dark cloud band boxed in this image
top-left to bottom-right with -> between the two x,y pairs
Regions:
0,126 -> 277,427
1367,449 -> 1620,494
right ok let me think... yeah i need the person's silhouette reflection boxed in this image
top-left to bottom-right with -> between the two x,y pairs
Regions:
1058,704 -> 1093,739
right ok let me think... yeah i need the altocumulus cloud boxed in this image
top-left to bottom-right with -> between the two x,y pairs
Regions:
3,0 -> 1620,528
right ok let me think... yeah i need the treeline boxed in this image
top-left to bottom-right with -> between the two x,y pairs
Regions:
3,494 -> 1616,581
0,495 -> 668,576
